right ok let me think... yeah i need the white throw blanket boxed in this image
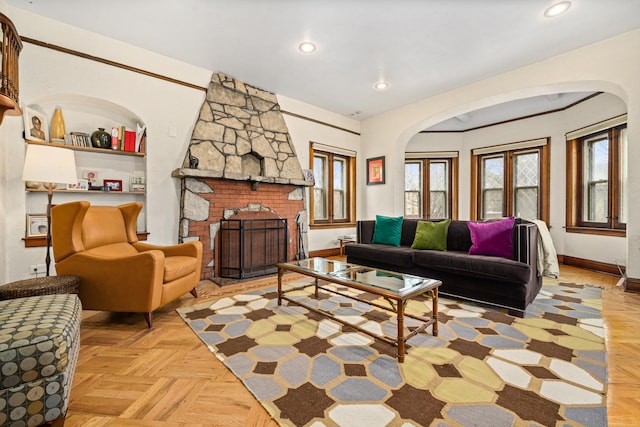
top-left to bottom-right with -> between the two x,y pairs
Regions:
530,219 -> 560,278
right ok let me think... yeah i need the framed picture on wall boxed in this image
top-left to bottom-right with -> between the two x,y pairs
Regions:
23,106 -> 49,142
26,214 -> 48,237
366,156 -> 385,185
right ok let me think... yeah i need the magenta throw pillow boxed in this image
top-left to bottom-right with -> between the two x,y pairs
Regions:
468,217 -> 515,259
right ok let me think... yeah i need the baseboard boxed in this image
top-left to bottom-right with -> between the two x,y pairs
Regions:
561,255 -> 620,276
309,247 -> 341,258
625,278 -> 640,292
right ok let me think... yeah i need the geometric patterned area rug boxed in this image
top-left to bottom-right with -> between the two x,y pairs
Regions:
177,277 -> 607,427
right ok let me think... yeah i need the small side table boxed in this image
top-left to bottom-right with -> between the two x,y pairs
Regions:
338,237 -> 357,256
0,275 -> 80,300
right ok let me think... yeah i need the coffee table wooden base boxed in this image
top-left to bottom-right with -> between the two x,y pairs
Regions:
277,267 -> 438,363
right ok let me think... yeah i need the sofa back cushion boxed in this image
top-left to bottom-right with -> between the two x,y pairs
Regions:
411,219 -> 451,250
468,216 -> 515,259
447,220 -> 473,252
372,215 -> 403,246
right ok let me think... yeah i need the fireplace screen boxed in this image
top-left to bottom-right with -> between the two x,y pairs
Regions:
219,218 -> 288,279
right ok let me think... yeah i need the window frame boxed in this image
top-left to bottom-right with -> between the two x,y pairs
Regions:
309,143 -> 356,229
566,123 -> 626,236
471,139 -> 550,223
404,155 -> 458,220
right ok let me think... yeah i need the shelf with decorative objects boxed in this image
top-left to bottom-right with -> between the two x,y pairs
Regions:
23,95 -> 148,247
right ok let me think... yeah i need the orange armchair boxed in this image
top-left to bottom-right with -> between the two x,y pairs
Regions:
51,201 -> 202,328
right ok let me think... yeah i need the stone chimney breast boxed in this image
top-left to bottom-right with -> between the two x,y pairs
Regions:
173,73 -> 310,187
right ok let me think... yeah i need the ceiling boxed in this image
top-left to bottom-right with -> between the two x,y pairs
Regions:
7,1 -> 640,123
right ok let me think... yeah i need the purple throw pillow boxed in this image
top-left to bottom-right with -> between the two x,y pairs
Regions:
468,217 -> 515,259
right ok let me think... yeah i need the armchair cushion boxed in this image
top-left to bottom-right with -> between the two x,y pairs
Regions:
164,256 -> 198,282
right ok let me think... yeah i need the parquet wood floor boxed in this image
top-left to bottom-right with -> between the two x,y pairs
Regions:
65,264 -> 640,426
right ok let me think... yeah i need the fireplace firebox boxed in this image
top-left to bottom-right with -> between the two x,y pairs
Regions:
219,218 -> 288,279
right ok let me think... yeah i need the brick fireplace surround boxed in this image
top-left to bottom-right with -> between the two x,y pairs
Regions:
184,178 -> 304,280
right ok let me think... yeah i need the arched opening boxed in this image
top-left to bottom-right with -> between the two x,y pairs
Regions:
401,88 -> 628,272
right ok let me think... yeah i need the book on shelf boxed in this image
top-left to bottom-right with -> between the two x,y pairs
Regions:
124,130 -> 136,152
68,132 -> 91,147
111,127 -> 119,150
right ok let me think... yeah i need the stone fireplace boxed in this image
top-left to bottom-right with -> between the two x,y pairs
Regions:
172,73 -> 312,281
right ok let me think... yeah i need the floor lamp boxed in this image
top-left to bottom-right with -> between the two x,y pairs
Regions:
22,144 -> 77,276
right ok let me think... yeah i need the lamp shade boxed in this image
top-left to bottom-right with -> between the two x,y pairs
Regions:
22,144 -> 77,185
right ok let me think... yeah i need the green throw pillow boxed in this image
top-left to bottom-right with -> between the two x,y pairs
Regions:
371,215 -> 403,246
411,219 -> 451,251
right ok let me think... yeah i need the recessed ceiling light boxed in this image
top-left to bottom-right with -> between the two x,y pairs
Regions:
298,41 -> 316,53
544,1 -> 571,17
374,81 -> 389,90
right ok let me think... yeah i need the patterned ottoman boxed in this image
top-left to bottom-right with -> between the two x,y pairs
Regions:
0,294 -> 81,426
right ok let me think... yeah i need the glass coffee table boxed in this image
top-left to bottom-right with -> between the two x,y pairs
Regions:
277,257 -> 441,362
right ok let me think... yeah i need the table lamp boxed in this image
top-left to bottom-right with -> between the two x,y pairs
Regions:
22,144 -> 77,276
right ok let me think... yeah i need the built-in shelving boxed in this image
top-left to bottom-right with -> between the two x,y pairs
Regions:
24,95 -> 148,247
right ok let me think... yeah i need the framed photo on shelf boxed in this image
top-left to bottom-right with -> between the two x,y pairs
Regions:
26,214 -> 48,237
366,156 -> 385,185
83,170 -> 99,186
23,106 -> 49,142
130,176 -> 145,192
66,178 -> 88,191
104,179 -> 122,192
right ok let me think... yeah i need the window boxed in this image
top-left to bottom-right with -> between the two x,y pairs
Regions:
404,153 -> 458,219
471,139 -> 550,222
566,118 -> 626,235
310,143 -> 356,227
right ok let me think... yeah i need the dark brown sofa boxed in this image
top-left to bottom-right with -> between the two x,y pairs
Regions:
344,218 -> 543,315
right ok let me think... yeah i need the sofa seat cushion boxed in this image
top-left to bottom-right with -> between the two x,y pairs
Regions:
164,256 -> 197,282
345,243 -> 414,268
0,294 -> 81,388
412,250 -> 531,283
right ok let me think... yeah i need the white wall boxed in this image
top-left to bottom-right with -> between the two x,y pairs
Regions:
278,96 -> 361,252
0,8 -> 362,282
406,93 -> 627,265
361,29 -> 640,278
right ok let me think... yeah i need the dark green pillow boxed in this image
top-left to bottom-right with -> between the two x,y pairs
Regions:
411,219 -> 451,251
372,215 -> 403,246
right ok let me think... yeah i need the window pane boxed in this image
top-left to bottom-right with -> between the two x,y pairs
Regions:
482,156 -> 504,218
514,152 -> 539,187
430,191 -> 447,219
333,158 -> 346,219
483,156 -> 504,189
619,128 -> 627,224
583,136 -> 608,223
405,192 -> 421,217
405,162 -> 422,217
590,138 -> 609,181
589,182 -> 608,222
514,151 -> 539,219
313,154 -> 328,220
483,189 -> 503,219
515,188 -> 538,220
333,190 -> 345,219
429,162 -> 446,191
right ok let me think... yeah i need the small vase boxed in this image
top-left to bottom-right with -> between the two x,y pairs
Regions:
50,108 -> 66,141
91,128 -> 112,149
